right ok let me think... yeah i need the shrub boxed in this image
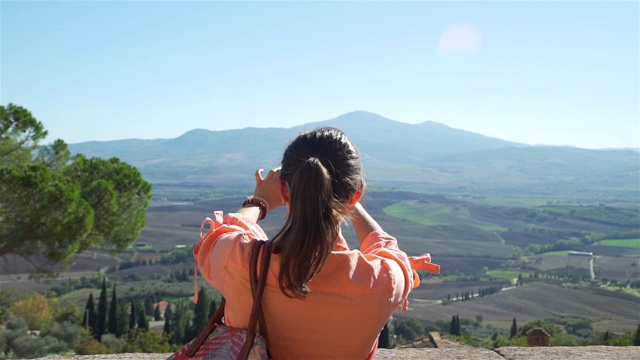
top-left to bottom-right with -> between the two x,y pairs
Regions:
0,317 -> 28,356
42,321 -> 88,349
75,339 -> 113,355
13,336 -> 66,359
122,328 -> 170,353
101,334 -> 126,353
394,318 -> 424,343
10,293 -> 53,330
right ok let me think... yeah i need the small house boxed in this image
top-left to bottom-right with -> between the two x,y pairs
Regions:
527,328 -> 550,346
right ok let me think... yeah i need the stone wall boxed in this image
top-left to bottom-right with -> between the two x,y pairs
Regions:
36,346 -> 639,360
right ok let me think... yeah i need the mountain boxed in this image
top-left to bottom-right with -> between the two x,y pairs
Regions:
69,111 -> 639,197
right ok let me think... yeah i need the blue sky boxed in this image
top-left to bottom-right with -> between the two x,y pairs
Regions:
1,1 -> 638,149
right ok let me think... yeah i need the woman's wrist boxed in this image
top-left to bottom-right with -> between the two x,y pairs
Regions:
243,196 -> 269,220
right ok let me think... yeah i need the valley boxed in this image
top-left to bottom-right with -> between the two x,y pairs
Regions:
3,189 -> 638,338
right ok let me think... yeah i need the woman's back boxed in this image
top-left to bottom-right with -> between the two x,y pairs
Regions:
201,219 -> 410,360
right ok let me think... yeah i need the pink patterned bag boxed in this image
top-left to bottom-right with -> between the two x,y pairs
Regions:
167,240 -> 272,360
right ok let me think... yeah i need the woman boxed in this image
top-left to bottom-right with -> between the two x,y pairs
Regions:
195,127 -> 439,359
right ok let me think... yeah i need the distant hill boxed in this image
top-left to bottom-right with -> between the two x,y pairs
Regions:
69,111 -> 639,197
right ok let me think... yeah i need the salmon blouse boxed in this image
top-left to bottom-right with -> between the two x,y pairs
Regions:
194,211 -> 439,360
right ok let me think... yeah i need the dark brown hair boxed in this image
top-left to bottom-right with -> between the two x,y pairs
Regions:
273,127 -> 363,299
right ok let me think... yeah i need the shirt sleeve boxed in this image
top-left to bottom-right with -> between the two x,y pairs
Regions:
193,211 -> 268,296
360,230 -> 439,312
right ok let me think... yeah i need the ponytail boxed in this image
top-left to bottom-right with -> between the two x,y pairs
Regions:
274,127 -> 363,299
273,157 -> 341,298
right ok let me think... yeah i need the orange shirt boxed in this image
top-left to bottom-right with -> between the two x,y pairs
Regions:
194,211 -> 439,360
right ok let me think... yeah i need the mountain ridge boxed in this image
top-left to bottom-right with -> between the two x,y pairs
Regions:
68,111 -> 639,197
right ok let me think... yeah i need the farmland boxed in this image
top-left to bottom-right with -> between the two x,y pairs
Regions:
2,189 -> 639,339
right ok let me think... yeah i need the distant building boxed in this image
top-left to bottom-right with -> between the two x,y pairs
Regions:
155,300 -> 171,317
174,244 -> 187,249
527,328 -> 550,346
568,251 -> 593,257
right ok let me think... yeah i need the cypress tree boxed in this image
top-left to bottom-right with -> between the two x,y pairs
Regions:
191,286 -> 209,338
449,315 -> 457,335
163,303 -> 174,336
144,297 -> 154,317
96,278 -> 108,340
137,308 -> 149,331
208,297 -> 218,319
455,315 -> 461,336
108,284 -> 118,335
172,302 -> 186,345
116,301 -> 128,337
633,324 -> 640,346
154,303 -> 162,321
84,293 -> 97,335
129,300 -> 137,331
182,317 -> 191,343
378,322 -> 391,348
510,318 -> 518,338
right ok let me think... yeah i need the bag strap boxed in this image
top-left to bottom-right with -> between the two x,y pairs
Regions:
253,241 -> 271,345
239,240 -> 272,359
185,240 -> 269,358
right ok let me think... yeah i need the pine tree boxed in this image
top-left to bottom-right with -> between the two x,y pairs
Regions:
96,278 -> 108,340
108,283 -> 118,335
510,318 -> 518,338
129,300 -> 137,331
84,293 -> 97,335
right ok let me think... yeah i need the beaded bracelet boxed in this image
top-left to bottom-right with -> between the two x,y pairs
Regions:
242,196 -> 269,220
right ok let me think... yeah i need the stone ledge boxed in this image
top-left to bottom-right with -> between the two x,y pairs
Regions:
35,346 -> 639,360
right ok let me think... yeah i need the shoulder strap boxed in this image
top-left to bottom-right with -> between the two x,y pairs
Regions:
253,241 -> 271,344
239,240 -> 272,359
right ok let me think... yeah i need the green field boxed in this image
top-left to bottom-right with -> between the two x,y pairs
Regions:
383,200 -> 506,231
544,251 -> 571,256
598,239 -> 640,248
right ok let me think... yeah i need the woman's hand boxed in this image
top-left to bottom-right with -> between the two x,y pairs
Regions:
253,168 -> 284,211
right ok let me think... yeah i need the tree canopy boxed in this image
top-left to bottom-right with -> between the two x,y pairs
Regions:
0,104 -> 152,275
